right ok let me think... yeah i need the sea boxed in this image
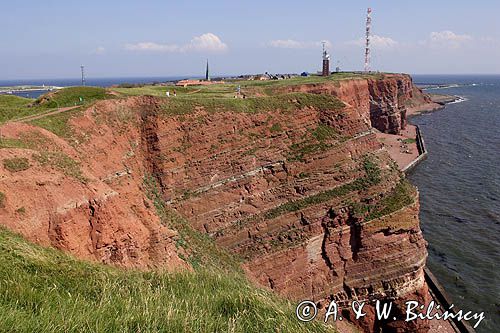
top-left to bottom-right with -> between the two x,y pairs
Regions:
1,74 -> 498,331
410,75 -> 500,332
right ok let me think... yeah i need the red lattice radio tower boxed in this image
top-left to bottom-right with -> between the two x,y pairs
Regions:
364,8 -> 372,72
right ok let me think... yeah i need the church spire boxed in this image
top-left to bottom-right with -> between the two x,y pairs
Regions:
205,59 -> 210,81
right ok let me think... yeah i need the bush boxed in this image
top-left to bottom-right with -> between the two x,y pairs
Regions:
3,157 -> 30,172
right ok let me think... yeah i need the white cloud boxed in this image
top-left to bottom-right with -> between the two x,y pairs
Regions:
91,46 -> 106,55
346,35 -> 398,49
125,42 -> 180,52
268,39 -> 332,49
125,33 -> 228,53
426,30 -> 472,48
187,33 -> 228,52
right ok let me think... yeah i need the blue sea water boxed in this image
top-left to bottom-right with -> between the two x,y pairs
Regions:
409,75 -> 500,332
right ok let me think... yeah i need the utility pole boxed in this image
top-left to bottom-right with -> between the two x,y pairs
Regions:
364,8 -> 372,72
81,65 -> 86,86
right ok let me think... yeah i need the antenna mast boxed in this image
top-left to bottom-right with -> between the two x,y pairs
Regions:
81,65 -> 86,86
364,7 -> 372,72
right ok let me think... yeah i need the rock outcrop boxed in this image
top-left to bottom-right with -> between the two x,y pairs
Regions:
275,73 -> 432,134
0,74 -> 434,332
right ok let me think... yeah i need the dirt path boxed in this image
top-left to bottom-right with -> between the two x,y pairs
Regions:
12,106 -> 80,123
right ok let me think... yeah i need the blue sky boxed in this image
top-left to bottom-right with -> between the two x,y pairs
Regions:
1,0 -> 499,79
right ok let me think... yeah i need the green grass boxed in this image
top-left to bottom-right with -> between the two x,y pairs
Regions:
270,123 -> 282,133
33,151 -> 86,183
402,138 -> 416,144
28,107 -> 82,138
143,175 -> 241,271
261,159 -> 381,221
232,157 -> 382,228
287,124 -> 343,162
111,73 -> 385,99
160,93 -> 345,116
0,95 -> 36,123
2,157 -> 30,172
0,137 -> 30,149
0,131 -> 56,151
366,179 -> 415,221
112,85 -> 232,98
311,124 -> 339,141
232,72 -> 384,96
0,87 -> 109,126
33,87 -> 110,109
0,227 -> 330,333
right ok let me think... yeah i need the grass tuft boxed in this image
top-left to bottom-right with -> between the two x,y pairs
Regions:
33,152 -> 86,183
3,157 -> 30,172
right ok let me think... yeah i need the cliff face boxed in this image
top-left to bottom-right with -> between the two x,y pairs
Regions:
276,74 -> 429,134
0,104 -> 187,270
0,74 -> 432,332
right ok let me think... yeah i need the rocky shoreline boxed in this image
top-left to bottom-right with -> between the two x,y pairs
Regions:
407,93 -> 462,116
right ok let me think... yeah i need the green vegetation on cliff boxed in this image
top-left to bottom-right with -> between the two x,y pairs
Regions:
2,157 -> 30,172
0,95 -> 36,123
33,87 -> 109,109
0,87 -> 110,124
0,227 -> 330,333
160,92 -> 345,116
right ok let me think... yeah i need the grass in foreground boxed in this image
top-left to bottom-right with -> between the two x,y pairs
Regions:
0,227 -> 330,333
0,95 -> 36,123
0,87 -> 110,126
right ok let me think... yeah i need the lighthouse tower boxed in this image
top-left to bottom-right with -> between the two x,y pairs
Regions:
322,42 -> 330,76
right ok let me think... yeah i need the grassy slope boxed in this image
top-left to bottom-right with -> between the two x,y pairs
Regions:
0,87 -> 110,126
0,95 -> 36,123
0,227 -> 330,333
32,87 -> 110,109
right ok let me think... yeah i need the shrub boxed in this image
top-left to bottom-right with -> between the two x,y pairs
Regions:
3,157 -> 30,172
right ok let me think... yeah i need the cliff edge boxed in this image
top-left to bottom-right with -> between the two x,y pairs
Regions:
0,73 -> 437,332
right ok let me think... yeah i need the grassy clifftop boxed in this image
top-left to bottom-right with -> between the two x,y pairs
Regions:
0,227 -> 331,332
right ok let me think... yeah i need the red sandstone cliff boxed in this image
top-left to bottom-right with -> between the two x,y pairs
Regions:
275,73 -> 435,134
0,74 -> 435,332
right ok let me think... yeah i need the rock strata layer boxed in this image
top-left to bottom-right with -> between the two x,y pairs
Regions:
0,74 -> 434,332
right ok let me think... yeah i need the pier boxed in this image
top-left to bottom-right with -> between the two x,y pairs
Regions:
0,85 -> 62,95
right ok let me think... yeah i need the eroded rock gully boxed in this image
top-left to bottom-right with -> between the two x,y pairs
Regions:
0,75 -> 436,332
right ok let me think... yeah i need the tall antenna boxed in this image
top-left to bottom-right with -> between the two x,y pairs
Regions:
81,65 -> 86,86
364,7 -> 372,72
